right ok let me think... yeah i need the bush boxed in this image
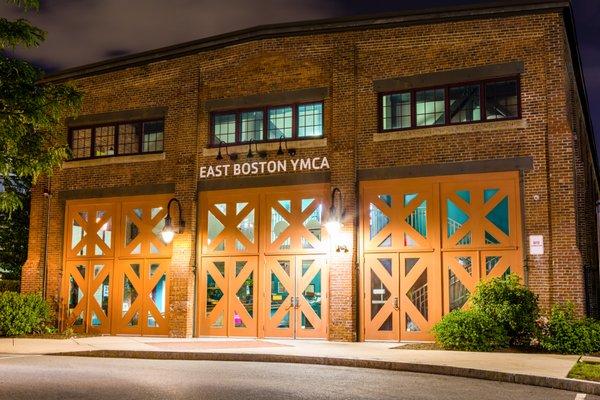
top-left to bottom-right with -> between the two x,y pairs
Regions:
0,280 -> 20,293
432,309 -> 509,351
0,291 -> 51,336
538,303 -> 600,354
470,274 -> 539,345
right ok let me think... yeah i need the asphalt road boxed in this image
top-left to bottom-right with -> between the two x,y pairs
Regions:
0,354 -> 596,400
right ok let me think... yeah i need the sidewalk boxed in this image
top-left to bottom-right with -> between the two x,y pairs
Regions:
1,336 -> 598,395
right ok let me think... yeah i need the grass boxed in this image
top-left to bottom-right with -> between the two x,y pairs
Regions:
568,361 -> 600,382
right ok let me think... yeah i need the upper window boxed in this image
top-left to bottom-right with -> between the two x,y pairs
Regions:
380,77 -> 519,132
211,102 -> 324,145
69,119 -> 164,160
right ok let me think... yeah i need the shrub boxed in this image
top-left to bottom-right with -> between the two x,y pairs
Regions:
0,291 -> 51,336
0,280 -> 20,293
470,274 -> 539,345
432,309 -> 509,351
538,303 -> 600,354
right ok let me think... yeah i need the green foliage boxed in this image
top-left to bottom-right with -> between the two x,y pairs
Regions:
538,303 -> 600,354
0,177 -> 29,280
470,274 -> 539,344
433,274 -> 538,351
432,309 -> 509,351
568,362 -> 600,382
0,291 -> 51,336
0,0 -> 82,213
0,280 -> 20,292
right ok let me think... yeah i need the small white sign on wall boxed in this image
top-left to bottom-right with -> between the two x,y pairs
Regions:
529,235 -> 544,255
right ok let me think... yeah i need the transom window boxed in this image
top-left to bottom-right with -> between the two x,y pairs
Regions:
380,77 -> 520,132
211,102 -> 324,145
69,119 -> 164,160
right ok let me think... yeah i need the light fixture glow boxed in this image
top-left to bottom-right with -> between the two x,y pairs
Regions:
325,187 -> 347,252
161,225 -> 176,244
324,220 -> 342,235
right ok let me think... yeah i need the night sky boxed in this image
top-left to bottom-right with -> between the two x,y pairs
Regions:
2,0 -> 599,153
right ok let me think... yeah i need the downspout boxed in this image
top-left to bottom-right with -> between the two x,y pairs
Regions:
596,200 -> 600,314
42,181 -> 52,299
191,66 -> 203,337
352,42 -> 360,342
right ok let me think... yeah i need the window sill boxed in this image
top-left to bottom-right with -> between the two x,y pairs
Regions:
62,152 -> 166,169
374,119 -> 527,142
202,138 -> 327,157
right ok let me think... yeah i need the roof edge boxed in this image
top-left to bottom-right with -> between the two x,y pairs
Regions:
40,0 -> 568,83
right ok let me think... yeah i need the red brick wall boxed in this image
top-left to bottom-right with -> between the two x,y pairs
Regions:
21,10 -> 597,338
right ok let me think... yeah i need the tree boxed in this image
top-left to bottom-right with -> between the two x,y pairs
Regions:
0,176 -> 29,280
1,0 -> 82,213
1,0 -> 82,280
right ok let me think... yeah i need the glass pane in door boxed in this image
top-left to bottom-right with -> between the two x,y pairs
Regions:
270,273 -> 289,328
149,273 -> 166,327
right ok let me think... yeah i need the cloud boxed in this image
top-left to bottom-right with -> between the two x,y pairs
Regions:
0,0 -> 341,71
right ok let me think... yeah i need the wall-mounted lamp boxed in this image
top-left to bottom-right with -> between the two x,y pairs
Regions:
325,187 -> 348,252
247,140 -> 254,158
255,141 -> 267,159
277,135 -> 296,157
216,139 -> 238,161
161,198 -> 185,244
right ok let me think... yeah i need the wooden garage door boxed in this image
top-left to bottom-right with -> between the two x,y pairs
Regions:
360,171 -> 523,341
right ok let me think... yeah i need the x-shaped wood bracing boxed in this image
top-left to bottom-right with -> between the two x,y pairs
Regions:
445,188 -> 511,248
207,202 -> 256,252
269,199 -> 322,251
70,209 -> 113,257
366,193 -> 430,250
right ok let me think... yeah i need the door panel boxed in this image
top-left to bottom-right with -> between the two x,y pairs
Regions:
87,261 -> 112,334
199,192 -> 260,255
295,256 -> 328,339
113,260 -> 144,335
264,256 -> 295,338
262,189 -> 328,254
65,203 -> 117,259
399,252 -> 441,341
145,259 -> 169,335
228,257 -> 258,336
112,259 -> 169,335
64,261 -> 89,331
363,254 -> 399,341
199,256 -> 258,337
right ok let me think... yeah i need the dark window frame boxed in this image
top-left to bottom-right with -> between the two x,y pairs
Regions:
68,118 -> 165,160
209,101 -> 324,147
378,76 -> 521,133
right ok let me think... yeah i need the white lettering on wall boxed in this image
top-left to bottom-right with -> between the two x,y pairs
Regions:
202,157 -> 329,178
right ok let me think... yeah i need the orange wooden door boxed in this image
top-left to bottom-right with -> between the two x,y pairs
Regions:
360,171 -> 523,341
399,252 -> 441,341
112,260 -> 144,335
294,255 -> 328,339
363,254 -> 400,341
112,259 -> 169,335
63,260 -> 113,335
86,260 -> 113,334
63,260 -> 90,332
264,256 -> 295,338
264,255 -> 328,338
199,256 -> 258,337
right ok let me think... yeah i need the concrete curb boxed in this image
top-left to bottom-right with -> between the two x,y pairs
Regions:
53,350 -> 600,395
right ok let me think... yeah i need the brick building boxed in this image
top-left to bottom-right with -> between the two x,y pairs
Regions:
21,0 -> 599,341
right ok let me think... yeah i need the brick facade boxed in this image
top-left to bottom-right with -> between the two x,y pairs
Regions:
21,3 -> 599,338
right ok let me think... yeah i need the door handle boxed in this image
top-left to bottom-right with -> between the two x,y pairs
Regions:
295,296 -> 300,309
393,297 -> 399,310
